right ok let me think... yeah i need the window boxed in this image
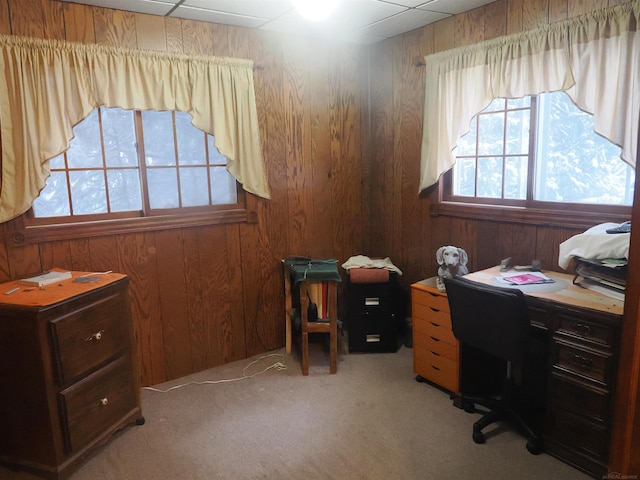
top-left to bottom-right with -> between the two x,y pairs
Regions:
32,107 -> 239,222
6,107 -> 250,245
444,91 -> 634,218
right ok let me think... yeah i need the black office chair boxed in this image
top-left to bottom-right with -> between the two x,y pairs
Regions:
443,276 -> 543,455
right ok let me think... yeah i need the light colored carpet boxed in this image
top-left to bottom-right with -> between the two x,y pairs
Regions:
1,338 -> 591,480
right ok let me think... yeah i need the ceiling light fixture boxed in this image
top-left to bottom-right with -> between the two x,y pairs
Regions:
292,0 -> 341,21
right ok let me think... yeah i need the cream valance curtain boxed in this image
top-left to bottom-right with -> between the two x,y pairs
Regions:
0,35 -> 270,222
420,0 -> 640,193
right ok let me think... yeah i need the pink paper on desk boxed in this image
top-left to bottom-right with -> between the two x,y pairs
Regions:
503,273 -> 553,285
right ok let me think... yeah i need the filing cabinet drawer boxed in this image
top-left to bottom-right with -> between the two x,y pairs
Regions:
414,329 -> 457,361
412,289 -> 449,313
414,345 -> 458,393
548,372 -> 610,423
60,356 -> 137,453
51,293 -> 128,385
553,338 -> 612,385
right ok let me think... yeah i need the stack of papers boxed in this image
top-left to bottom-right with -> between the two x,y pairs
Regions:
497,272 -> 555,286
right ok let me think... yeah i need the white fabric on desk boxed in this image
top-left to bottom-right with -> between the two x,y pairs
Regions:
341,255 -> 402,275
558,223 -> 630,270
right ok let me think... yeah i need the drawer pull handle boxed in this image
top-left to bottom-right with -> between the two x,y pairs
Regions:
430,322 -> 441,327
570,353 -> 593,370
430,336 -> 440,342
430,350 -> 440,356
570,322 -> 592,335
99,397 -> 109,406
85,330 -> 105,342
431,365 -> 441,371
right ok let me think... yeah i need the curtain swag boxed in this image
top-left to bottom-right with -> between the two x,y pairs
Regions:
0,35 -> 270,222
420,0 -> 640,194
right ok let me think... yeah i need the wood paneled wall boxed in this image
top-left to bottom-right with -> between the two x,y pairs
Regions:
367,0 -> 631,291
0,0 -> 367,387
0,0 -> 632,387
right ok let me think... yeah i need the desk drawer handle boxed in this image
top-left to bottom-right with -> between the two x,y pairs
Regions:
570,322 -> 592,336
430,350 -> 441,356
431,365 -> 441,371
85,330 -> 105,342
430,322 -> 441,327
570,353 -> 593,371
429,336 -> 440,342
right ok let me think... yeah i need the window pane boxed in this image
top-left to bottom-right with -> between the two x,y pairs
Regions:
477,112 -> 504,156
148,168 -> 179,209
49,153 -> 65,169
452,158 -> 476,197
67,110 -> 102,169
507,97 -> 531,109
534,91 -> 633,205
180,167 -> 210,207
69,170 -> 107,214
176,112 -> 206,166
32,172 -> 70,217
483,98 -> 506,112
142,111 -> 176,166
102,107 -> 137,167
505,157 -> 527,200
210,167 -> 237,204
107,170 -> 142,212
208,135 -> 228,165
477,157 -> 503,198
505,109 -> 530,155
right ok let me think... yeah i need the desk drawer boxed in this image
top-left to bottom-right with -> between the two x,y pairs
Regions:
412,289 -> 449,313
51,293 -> 128,385
557,315 -> 615,348
413,303 -> 453,331
548,371 -> 610,423
60,356 -> 136,453
414,345 -> 458,392
553,338 -> 612,386
546,409 -> 609,462
413,330 -> 457,361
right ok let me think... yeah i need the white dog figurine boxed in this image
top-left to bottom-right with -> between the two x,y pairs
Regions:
435,245 -> 469,291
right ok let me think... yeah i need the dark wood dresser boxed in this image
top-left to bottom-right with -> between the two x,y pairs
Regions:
0,271 -> 143,479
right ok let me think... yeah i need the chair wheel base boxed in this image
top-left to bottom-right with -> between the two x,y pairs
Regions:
472,429 -> 486,444
526,438 -> 543,455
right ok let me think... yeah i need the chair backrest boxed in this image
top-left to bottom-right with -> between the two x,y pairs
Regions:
444,276 -> 530,362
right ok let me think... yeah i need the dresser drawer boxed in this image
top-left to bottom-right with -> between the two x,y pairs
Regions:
60,357 -> 137,453
553,338 -> 612,386
51,293 -> 128,385
413,329 -> 457,361
412,289 -> 449,313
414,345 -> 458,392
548,371 -> 610,423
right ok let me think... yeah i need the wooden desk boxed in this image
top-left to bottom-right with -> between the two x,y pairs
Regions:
413,267 -> 623,479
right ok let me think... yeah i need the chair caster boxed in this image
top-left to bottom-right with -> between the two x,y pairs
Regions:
472,429 -> 486,444
526,438 -> 543,455
463,401 -> 475,414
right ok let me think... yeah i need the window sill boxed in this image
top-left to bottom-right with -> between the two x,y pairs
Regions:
5,208 -> 257,247
431,201 -> 630,230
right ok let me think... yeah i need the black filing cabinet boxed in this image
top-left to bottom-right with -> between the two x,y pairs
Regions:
347,273 -> 403,353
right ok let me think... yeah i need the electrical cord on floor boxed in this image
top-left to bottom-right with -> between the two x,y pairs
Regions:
142,350 -> 287,393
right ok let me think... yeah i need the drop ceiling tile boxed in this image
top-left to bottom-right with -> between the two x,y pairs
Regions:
59,0 -> 175,16
170,5 -> 268,28
277,0 -> 407,32
416,0 -> 496,15
182,0 -> 294,19
360,8 -> 449,37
